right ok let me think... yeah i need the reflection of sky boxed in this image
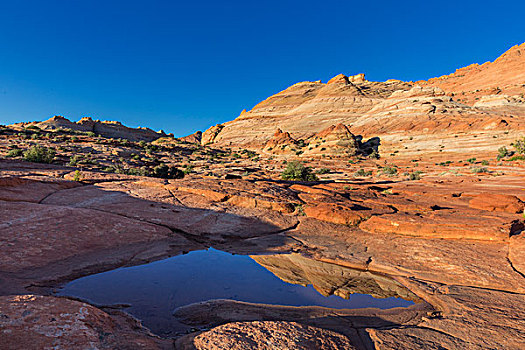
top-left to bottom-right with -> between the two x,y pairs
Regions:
58,248 -> 413,333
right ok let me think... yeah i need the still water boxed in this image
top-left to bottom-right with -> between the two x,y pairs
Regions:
57,248 -> 414,335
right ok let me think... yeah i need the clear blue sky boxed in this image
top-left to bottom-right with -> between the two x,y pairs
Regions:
0,1 -> 523,136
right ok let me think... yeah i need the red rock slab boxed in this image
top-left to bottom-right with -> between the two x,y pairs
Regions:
377,283 -> 525,350
367,326 -> 483,350
469,193 -> 525,213
0,295 -> 170,349
291,218 -> 525,293
304,200 -> 396,226
181,321 -> 356,350
304,202 -> 368,225
0,176 -> 80,203
226,194 -> 295,213
42,184 -> 297,239
509,232 -> 525,276
170,185 -> 229,202
359,210 -> 519,242
0,200 -> 172,273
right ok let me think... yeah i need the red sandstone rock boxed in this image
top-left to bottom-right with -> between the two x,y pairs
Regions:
304,203 -> 366,225
185,321 -> 356,350
469,193 -> 525,213
359,211 -> 518,242
0,295 -> 170,349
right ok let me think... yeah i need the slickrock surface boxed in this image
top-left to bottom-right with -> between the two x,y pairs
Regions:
0,294 -> 171,349
1,158 -> 524,349
177,321 -> 357,350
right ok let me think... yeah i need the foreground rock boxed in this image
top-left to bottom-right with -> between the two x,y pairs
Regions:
177,321 -> 357,350
0,295 -> 171,350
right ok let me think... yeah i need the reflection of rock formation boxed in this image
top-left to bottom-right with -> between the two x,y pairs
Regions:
251,253 -> 418,302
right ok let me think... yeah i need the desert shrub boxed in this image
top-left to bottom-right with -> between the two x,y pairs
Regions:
467,157 -> 477,164
69,155 -> 82,166
6,148 -> 23,157
153,164 -> 184,179
408,171 -> 422,180
471,167 -> 488,173
381,166 -> 398,176
73,170 -> 82,181
354,169 -> 372,177
368,150 -> 380,159
281,161 -> 318,181
481,160 -> 489,166
508,155 -> 525,161
497,146 -> 509,160
23,146 -> 55,163
316,168 -> 330,174
182,164 -> 194,175
512,137 -> 525,154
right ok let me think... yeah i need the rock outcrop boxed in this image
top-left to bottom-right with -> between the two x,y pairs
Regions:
201,43 -> 525,157
34,116 -> 166,142
302,123 -> 359,158
263,128 -> 299,154
420,42 -> 525,103
178,130 -> 202,144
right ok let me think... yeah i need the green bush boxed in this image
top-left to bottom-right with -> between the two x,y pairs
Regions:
497,146 -> 509,160
512,137 -> 525,154
153,164 -> 184,179
6,148 -> 23,157
281,161 -> 318,181
408,171 -> 422,180
471,167 -> 488,173
183,164 -> 194,175
316,168 -> 331,174
73,170 -> 82,181
23,146 -> 55,163
354,169 -> 372,177
381,166 -> 398,176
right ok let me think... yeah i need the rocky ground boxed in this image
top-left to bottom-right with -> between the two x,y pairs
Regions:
0,138 -> 524,348
1,42 -> 525,349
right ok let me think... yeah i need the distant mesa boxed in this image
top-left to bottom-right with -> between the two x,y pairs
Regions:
35,116 -> 167,142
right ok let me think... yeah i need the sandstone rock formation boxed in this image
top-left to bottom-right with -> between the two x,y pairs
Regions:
263,128 -> 299,154
201,43 -> 525,160
29,116 -> 167,142
178,130 -> 202,144
420,42 -> 525,104
302,123 -> 359,158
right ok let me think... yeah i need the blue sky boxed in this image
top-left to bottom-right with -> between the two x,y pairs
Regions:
0,1 -> 523,136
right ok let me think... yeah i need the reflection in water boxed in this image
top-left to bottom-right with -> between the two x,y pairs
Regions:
57,248 -> 416,336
